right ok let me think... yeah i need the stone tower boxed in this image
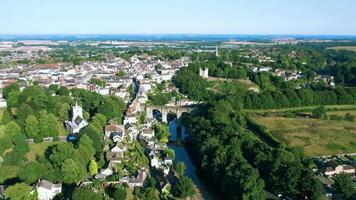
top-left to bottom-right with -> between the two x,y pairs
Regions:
199,68 -> 209,79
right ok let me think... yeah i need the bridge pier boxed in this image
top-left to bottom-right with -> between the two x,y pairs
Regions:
161,109 -> 168,123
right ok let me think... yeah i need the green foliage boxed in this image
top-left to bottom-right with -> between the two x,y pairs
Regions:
7,90 -> 20,107
81,124 -> 103,154
155,64 -> 162,72
223,162 -> 265,200
153,123 -> 170,143
148,92 -> 172,106
11,132 -> 30,154
91,113 -> 107,128
72,187 -> 102,200
97,95 -> 125,122
18,162 -> 47,184
113,186 -> 127,200
4,183 -> 36,200
25,115 -> 39,138
90,78 -> 106,87
5,121 -> 21,135
174,162 -> 186,176
58,103 -> 70,121
172,176 -> 195,199
344,112 -> 355,121
333,173 -> 356,200
57,86 -> 70,96
116,70 -> 126,78
2,82 -> 20,99
173,66 -> 209,101
1,109 -> 12,124
61,158 -> 86,184
89,160 -> 98,176
312,106 -> 326,119
0,135 -> 12,156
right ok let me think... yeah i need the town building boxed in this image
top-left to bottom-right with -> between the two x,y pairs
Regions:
36,179 -> 62,200
65,103 -> 89,134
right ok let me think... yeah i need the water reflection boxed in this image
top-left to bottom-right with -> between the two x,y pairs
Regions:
168,120 -> 214,200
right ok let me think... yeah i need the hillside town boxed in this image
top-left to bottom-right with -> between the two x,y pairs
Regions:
0,39 -> 355,200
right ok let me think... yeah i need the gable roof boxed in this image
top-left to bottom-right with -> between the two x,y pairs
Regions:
36,179 -> 61,191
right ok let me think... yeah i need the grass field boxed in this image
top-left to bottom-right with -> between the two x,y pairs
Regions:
246,104 -> 356,114
207,77 -> 260,93
328,46 -> 356,52
26,142 -> 61,161
252,115 -> 356,156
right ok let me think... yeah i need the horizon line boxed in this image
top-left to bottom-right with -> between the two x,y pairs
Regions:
1,33 -> 356,36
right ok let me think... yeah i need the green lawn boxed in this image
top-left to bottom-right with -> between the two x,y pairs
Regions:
252,115 -> 356,156
26,142 -> 61,161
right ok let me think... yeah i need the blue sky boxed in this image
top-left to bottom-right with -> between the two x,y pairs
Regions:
1,0 -> 355,35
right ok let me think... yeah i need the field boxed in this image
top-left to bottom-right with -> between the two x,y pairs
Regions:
26,142 -> 61,161
207,78 -> 259,95
252,115 -> 356,156
246,104 -> 356,114
328,46 -> 356,52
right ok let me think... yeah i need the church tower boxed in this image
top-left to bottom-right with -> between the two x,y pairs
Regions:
72,102 -> 84,121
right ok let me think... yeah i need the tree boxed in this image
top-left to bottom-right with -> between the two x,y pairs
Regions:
61,159 -> 86,184
4,183 -> 35,200
344,113 -> 355,121
89,160 -> 98,176
12,133 -> 30,154
223,163 -> 265,200
175,162 -> 186,176
72,187 -> 102,200
2,82 -> 20,99
57,86 -> 70,96
7,90 -> 20,107
58,103 -> 70,122
5,121 -> 21,135
312,106 -> 326,119
16,103 -> 34,126
173,176 -> 195,199
1,109 -> 12,124
116,70 -> 126,78
25,115 -> 39,138
113,186 -> 127,200
50,143 -> 75,167
91,113 -> 107,128
298,169 -> 324,200
333,173 -> 356,200
18,162 -> 47,184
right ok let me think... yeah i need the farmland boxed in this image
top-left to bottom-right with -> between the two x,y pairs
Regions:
251,114 -> 356,156
327,46 -> 356,52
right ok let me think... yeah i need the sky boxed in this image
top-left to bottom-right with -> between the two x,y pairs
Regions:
1,0 -> 356,35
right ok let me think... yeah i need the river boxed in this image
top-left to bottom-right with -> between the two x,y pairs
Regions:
168,120 -> 216,200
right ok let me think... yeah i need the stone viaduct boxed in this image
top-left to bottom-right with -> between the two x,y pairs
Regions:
145,104 -> 197,123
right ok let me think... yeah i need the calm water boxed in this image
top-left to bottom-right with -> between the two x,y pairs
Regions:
168,120 -> 215,200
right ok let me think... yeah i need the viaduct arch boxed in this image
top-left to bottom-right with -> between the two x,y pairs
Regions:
146,105 -> 195,123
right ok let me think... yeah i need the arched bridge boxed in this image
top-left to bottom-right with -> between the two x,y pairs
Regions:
146,104 -> 198,123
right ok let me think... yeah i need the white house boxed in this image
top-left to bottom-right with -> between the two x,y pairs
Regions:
104,120 -> 124,140
65,103 -> 89,134
124,115 -> 137,125
141,127 -> 155,139
150,155 -> 160,168
95,168 -> 113,179
36,179 -> 62,200
111,142 -> 127,153
324,163 -> 355,176
164,156 -> 173,166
